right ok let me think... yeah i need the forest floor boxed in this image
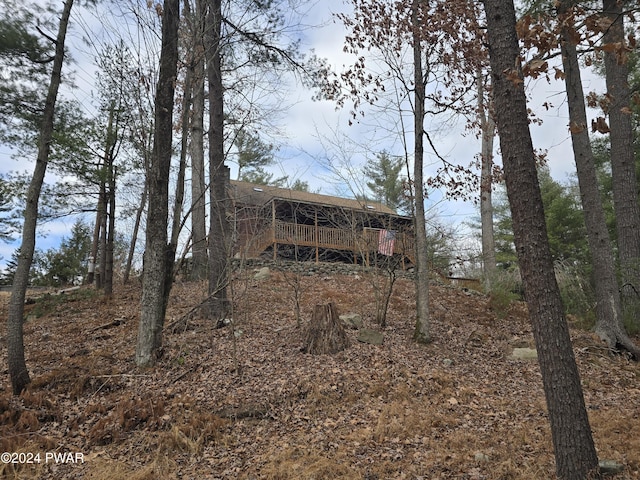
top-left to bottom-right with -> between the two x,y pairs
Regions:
1,267 -> 639,480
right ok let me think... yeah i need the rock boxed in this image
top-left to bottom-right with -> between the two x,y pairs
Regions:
58,286 -> 81,295
467,329 -> 488,346
212,317 -> 234,330
599,459 -> 624,475
510,337 -> 530,348
474,452 -> 490,463
340,313 -> 363,330
510,347 -> 538,361
443,358 -> 454,367
254,266 -> 270,280
357,328 -> 384,345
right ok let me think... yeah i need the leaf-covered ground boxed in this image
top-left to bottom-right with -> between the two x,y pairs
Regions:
1,268 -> 639,479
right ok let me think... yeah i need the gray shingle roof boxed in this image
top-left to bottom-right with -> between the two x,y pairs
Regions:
230,180 -> 403,217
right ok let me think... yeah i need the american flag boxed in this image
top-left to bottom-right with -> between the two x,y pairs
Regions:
378,229 -> 396,256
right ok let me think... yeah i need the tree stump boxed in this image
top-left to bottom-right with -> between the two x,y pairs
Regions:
302,303 -> 350,354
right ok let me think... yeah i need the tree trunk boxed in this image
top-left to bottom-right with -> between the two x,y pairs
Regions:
558,1 -> 640,358
302,303 -> 350,354
190,0 -> 208,280
123,178 -> 147,284
7,0 -> 74,395
412,0 -> 430,344
478,70 -> 497,283
104,165 -> 116,296
123,82 -> 154,285
97,187 -> 107,289
86,174 -> 105,285
136,0 -> 180,368
170,55 -> 192,250
603,0 -> 640,332
103,107 -> 117,296
206,0 -> 230,320
482,0 -> 600,478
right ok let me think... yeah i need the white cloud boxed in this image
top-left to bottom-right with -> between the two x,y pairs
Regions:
0,0 -> 612,269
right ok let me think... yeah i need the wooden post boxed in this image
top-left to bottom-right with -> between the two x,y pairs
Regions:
352,210 -> 357,264
272,199 -> 276,261
314,209 -> 319,264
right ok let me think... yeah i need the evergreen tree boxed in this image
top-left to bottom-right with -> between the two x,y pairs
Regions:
37,220 -> 91,286
235,129 -> 274,179
0,175 -> 18,241
363,151 -> 408,213
0,1 -> 53,138
491,169 -> 589,269
290,179 -> 310,192
234,129 -> 287,186
7,0 -> 76,394
591,138 -> 616,234
490,187 -> 517,269
538,167 -> 588,265
0,249 -> 42,286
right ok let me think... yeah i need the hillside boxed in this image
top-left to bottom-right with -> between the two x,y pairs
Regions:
1,267 -> 639,479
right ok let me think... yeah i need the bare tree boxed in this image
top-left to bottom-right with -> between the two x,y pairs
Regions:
123,79 -> 155,284
188,0 -> 208,280
88,176 -> 106,286
477,69 -> 497,284
411,0 -> 430,343
317,0 -> 481,343
205,0 -> 231,320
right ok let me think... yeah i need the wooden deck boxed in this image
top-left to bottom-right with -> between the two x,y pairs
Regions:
240,220 -> 414,263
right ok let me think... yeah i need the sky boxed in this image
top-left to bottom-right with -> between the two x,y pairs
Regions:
0,0 -> 608,270
265,0 -> 606,247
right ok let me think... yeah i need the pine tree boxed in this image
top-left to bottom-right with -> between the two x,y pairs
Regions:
235,129 -> 275,179
363,151 -> 408,213
38,220 -> 91,286
7,0 -> 75,395
0,175 -> 18,241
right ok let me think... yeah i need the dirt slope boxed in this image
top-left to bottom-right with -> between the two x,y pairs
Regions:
1,269 -> 639,479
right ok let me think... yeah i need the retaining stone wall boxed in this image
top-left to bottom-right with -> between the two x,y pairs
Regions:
231,257 -> 416,279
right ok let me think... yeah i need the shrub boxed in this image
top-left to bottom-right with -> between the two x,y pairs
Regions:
485,268 -> 523,319
554,260 -> 595,329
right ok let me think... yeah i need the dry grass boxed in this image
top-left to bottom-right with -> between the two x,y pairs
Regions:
0,270 -> 639,479
87,394 -> 165,446
259,445 -> 361,480
82,457 -> 169,480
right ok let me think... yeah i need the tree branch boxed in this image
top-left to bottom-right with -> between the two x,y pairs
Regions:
221,17 -> 306,73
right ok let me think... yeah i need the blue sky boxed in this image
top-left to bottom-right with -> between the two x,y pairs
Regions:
263,0 -> 606,233
0,0 -> 607,270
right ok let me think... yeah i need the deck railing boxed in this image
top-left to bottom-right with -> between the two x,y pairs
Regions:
268,220 -> 414,259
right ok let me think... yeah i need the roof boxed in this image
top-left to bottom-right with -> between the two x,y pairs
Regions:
230,180 -> 404,217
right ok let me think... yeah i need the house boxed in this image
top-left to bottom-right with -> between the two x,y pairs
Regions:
230,180 -> 414,267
